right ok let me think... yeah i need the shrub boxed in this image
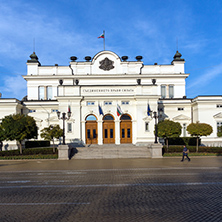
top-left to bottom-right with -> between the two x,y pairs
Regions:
0,147 -> 57,156
163,145 -> 222,153
167,137 -> 200,146
25,141 -> 50,148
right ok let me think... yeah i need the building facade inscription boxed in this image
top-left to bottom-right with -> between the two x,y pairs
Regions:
82,88 -> 135,95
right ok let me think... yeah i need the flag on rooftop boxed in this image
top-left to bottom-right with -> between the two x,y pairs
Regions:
98,33 -> 104,38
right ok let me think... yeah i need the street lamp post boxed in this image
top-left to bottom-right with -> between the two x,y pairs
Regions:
153,111 -> 158,144
148,110 -> 159,144
57,110 -> 71,145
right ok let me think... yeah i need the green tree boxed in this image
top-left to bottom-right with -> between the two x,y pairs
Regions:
1,114 -> 38,154
0,125 -> 5,150
187,122 -> 213,152
156,119 -> 182,152
40,125 -> 63,153
217,126 -> 222,137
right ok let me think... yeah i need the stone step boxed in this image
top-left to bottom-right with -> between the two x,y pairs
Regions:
72,145 -> 151,159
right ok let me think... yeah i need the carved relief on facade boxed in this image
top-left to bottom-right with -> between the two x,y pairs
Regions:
99,57 -> 114,71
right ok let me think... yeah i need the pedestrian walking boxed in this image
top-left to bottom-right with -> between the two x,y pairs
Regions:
181,145 -> 190,162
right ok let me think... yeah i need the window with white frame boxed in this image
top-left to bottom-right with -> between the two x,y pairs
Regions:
47,86 -> 52,100
217,122 -> 222,134
29,110 -> 36,113
161,85 -> 166,99
51,109 -> 58,113
145,122 -> 149,131
122,101 -> 129,105
183,123 -> 187,137
39,86 -> 45,100
216,104 -> 222,108
104,101 -> 112,105
67,123 -> 72,133
178,107 -> 184,111
169,85 -> 174,98
87,101 -> 95,106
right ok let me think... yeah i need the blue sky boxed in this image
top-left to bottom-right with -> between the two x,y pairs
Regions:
0,0 -> 222,100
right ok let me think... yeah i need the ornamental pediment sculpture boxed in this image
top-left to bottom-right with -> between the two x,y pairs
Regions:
99,57 -> 114,71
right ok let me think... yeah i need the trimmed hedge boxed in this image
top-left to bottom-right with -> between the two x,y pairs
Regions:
163,145 -> 222,153
0,147 -> 57,157
25,141 -> 50,148
167,137 -> 201,146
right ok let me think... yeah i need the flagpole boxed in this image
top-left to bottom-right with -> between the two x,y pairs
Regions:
103,30 -> 105,51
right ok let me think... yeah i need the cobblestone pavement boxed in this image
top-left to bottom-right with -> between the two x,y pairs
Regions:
0,157 -> 222,222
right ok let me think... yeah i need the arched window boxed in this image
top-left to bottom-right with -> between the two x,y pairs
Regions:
120,114 -> 131,120
103,114 -> 114,120
86,115 -> 97,121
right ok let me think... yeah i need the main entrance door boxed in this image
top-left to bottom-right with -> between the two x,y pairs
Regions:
103,114 -> 115,144
120,114 -> 132,143
85,115 -> 98,144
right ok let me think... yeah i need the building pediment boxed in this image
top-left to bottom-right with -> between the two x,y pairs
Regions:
173,114 -> 190,121
32,117 -> 43,122
46,116 -> 59,122
213,112 -> 222,119
143,116 -> 152,121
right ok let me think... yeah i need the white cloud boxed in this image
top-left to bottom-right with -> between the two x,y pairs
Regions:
0,75 -> 26,99
187,64 -> 222,89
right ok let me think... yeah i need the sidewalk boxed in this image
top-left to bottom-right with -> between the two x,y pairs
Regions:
0,156 -> 222,172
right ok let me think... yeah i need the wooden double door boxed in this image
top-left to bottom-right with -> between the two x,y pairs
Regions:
85,121 -> 98,144
103,121 -> 115,144
120,120 -> 132,143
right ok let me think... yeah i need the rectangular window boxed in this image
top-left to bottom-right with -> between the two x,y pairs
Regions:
51,109 -> 58,113
87,129 -> 90,139
183,123 -> 186,137
104,101 -> 112,105
93,129 -> 96,138
110,129 -> 113,138
122,129 -> 125,138
216,104 -> 222,108
29,110 -> 36,113
169,85 -> 174,98
145,122 -> 149,131
161,85 -> 166,99
87,101 -> 95,106
217,122 -> 222,134
127,129 -> 131,138
122,101 -> 129,105
67,123 -> 72,133
105,129 -> 108,138
39,86 -> 45,100
47,86 -> 52,100
178,107 -> 184,111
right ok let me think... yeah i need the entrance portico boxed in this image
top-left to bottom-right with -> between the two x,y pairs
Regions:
84,113 -> 133,145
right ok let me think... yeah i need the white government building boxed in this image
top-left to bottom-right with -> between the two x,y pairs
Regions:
0,50 -> 222,150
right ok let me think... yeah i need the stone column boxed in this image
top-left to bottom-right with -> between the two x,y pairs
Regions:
98,119 -> 103,145
115,120 -> 120,144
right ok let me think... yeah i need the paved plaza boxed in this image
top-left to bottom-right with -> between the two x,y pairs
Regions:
0,157 -> 222,221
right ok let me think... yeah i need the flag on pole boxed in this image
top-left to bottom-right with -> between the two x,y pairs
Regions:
68,105 -> 71,113
117,104 -> 123,116
147,103 -> 151,116
98,30 -> 105,50
98,105 -> 104,116
98,33 -> 104,38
